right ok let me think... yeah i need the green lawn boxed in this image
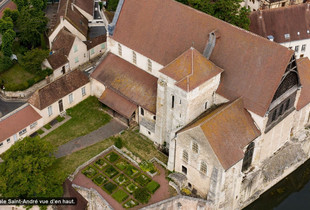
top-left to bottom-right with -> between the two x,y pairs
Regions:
0,64 -> 36,91
42,96 -> 111,146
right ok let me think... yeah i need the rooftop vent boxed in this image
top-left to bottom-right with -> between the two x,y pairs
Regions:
297,32 -> 300,36
284,33 -> 290,39
307,30 -> 310,34
267,35 -> 274,41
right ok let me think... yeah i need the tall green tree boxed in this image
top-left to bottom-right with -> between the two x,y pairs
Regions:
3,9 -> 19,23
177,0 -> 251,30
0,136 -> 63,197
12,0 -> 29,11
1,29 -> 16,57
17,8 -> 48,48
0,17 -> 13,34
12,0 -> 47,11
20,48 -> 49,74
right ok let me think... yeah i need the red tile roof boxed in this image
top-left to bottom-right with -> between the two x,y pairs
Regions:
0,1 -> 17,19
160,47 -> 223,92
47,51 -> 69,69
178,98 -> 261,170
99,88 -> 137,118
0,105 -> 42,142
296,57 -> 310,110
74,0 -> 94,16
28,70 -> 89,110
112,0 -> 294,117
250,3 -> 310,43
91,53 -> 158,113
51,27 -> 75,55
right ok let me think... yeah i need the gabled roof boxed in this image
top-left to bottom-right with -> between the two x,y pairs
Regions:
52,0 -> 88,37
85,35 -> 106,50
178,98 -> 261,170
28,70 -> 89,110
74,0 -> 94,16
91,53 -> 158,113
160,47 -> 223,92
250,3 -> 310,43
0,105 -> 42,142
112,0 -> 294,117
52,27 -> 76,55
296,57 -> 310,110
47,51 -> 69,69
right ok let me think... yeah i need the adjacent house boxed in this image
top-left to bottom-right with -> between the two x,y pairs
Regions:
28,70 -> 90,124
250,3 -> 310,59
45,0 -> 107,79
0,105 -> 43,154
90,0 -> 310,208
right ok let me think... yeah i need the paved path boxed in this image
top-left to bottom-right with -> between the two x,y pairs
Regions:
55,119 -> 127,158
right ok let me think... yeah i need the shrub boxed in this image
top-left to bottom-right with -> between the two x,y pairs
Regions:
112,189 -> 129,203
27,78 -> 35,87
114,137 -> 123,149
43,124 -> 51,130
102,182 -> 117,194
0,55 -> 13,73
105,152 -> 119,162
134,174 -> 151,187
133,188 -> 150,204
123,199 -> 139,209
94,158 -> 108,170
113,174 -> 130,186
92,174 -> 107,186
146,181 -> 160,194
139,161 -> 155,173
104,165 -> 119,178
37,129 -> 44,135
56,116 -> 65,122
107,0 -> 119,11
124,165 -> 140,178
115,160 -> 128,171
125,182 -> 138,194
82,166 -> 98,178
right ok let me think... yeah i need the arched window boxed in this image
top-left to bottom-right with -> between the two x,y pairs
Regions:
183,150 -> 188,163
200,161 -> 207,174
242,142 -> 255,172
118,44 -> 122,56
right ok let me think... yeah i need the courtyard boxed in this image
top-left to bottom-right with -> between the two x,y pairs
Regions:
72,149 -> 173,209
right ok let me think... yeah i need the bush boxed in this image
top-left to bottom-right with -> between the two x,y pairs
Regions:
114,137 -> 123,149
92,174 -> 107,186
27,78 -> 35,87
104,165 -> 119,178
124,165 -> 140,178
134,174 -> 151,187
82,166 -> 98,178
102,182 -> 117,194
133,188 -> 150,204
105,152 -> 119,162
123,199 -> 139,209
112,189 -> 129,203
44,124 -> 51,130
56,116 -> 65,122
37,129 -> 44,135
0,55 -> 13,73
146,181 -> 160,194
139,161 -> 155,173
107,0 -> 119,11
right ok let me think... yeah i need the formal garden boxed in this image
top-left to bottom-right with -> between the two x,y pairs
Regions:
81,150 -> 161,208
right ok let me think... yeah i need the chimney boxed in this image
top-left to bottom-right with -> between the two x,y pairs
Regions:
203,30 -> 220,59
60,16 -> 64,24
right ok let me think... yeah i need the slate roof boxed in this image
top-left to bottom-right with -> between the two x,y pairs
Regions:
91,53 -> 158,113
112,0 -> 294,117
99,88 -> 137,118
250,3 -> 310,43
296,57 -> 310,110
28,70 -> 89,110
160,47 -> 223,92
0,105 -> 42,142
178,98 -> 261,170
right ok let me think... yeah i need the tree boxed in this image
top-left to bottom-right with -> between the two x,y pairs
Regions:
3,9 -> 19,23
107,0 -> 119,11
30,0 -> 48,11
12,0 -> 29,11
20,48 -> 49,74
0,136 -> 63,197
17,7 -> 48,48
1,29 -> 16,57
0,17 -> 13,34
176,0 -> 251,30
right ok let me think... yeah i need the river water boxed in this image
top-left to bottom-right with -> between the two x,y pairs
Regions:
244,158 -> 310,210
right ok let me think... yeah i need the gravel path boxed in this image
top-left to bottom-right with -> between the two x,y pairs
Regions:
55,119 -> 127,158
